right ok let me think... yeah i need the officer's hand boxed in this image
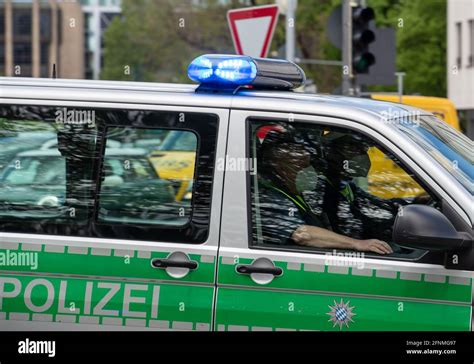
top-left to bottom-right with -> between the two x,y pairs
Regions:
353,239 -> 393,255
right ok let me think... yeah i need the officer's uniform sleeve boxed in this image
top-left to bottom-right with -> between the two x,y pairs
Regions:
255,189 -> 306,246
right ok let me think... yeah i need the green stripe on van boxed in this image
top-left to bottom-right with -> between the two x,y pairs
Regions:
218,257 -> 472,303
0,244 -> 215,284
215,288 -> 471,331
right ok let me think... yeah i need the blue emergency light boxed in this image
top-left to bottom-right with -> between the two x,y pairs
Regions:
188,55 -> 257,86
188,54 -> 306,92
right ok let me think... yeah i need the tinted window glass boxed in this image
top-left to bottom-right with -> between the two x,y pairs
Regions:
397,115 -> 473,194
98,127 -> 197,226
0,109 -> 98,227
249,120 -> 441,261
0,105 -> 218,244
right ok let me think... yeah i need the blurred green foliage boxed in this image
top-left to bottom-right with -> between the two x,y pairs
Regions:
369,0 -> 447,96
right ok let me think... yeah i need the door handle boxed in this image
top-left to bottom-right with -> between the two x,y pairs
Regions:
151,258 -> 198,270
236,264 -> 283,276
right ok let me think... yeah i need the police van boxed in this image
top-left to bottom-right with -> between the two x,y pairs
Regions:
0,55 -> 472,332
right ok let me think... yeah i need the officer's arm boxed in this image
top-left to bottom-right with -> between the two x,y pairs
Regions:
292,225 -> 393,255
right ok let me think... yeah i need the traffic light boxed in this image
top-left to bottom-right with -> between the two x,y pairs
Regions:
352,6 -> 375,74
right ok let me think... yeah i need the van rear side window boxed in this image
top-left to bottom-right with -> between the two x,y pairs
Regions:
97,127 -> 197,227
0,110 -> 97,226
0,105 -> 218,244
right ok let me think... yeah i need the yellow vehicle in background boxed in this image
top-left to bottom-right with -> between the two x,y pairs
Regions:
368,95 -> 460,198
371,95 -> 460,129
149,131 -> 196,201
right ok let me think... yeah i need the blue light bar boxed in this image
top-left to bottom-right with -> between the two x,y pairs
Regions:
188,54 -> 306,92
187,55 -> 257,88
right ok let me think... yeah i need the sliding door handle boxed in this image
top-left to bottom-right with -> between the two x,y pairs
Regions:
236,264 -> 283,277
151,258 -> 198,270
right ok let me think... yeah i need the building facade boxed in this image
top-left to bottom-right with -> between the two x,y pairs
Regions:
0,0 -> 84,79
81,0 -> 121,79
0,0 -> 123,80
447,0 -> 474,138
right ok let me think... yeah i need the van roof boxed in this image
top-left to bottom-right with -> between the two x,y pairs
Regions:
0,77 -> 432,128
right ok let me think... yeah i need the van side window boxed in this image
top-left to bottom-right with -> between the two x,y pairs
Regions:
0,106 -> 218,244
0,107 -> 97,227
249,120 -> 442,260
97,127 -> 197,226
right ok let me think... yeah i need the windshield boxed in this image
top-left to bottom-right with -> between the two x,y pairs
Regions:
396,115 -> 473,194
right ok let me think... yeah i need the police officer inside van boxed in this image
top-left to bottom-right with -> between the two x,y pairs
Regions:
256,126 -> 395,255
316,132 -> 410,248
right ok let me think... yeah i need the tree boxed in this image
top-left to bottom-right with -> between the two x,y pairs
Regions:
102,0 -> 236,82
369,0 -> 447,97
396,0 -> 446,96
271,0 -> 342,93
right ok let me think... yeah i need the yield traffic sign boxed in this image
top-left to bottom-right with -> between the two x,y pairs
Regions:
227,5 -> 279,58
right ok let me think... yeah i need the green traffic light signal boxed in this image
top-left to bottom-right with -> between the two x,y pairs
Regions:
352,6 -> 376,74
353,52 -> 375,73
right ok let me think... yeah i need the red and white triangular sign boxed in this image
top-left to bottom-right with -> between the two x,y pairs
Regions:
227,5 -> 279,58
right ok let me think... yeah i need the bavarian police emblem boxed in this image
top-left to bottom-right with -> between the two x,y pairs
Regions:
327,299 -> 356,330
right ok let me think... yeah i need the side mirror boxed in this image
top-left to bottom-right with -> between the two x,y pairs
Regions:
393,205 -> 471,251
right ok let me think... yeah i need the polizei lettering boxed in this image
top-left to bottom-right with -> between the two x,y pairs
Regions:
0,277 -> 161,320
